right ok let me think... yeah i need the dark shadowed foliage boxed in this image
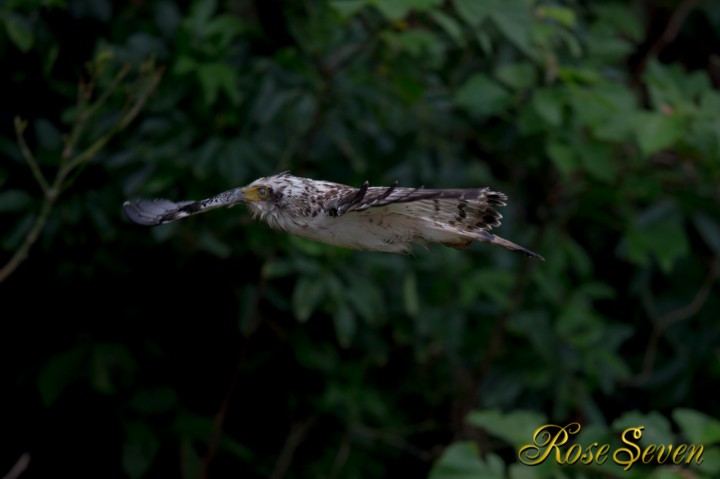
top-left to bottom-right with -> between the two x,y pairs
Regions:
1,1 -> 719,478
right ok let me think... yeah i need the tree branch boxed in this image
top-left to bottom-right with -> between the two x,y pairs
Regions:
0,62 -> 163,284
2,453 -> 30,479
628,256 -> 719,385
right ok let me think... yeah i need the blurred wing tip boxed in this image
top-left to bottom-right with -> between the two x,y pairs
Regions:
123,199 -> 167,226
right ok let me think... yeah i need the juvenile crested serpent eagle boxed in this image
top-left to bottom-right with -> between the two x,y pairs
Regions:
123,172 -> 543,260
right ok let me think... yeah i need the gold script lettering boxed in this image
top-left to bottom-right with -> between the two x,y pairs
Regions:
613,426 -> 643,471
684,444 -> 704,465
518,423 -> 581,466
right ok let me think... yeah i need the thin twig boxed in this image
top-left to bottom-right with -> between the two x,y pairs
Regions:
349,422 -> 435,460
14,118 -> 49,194
66,66 -> 163,172
296,40 -> 372,170
200,270 -> 267,478
634,0 -> 699,76
453,227 -> 544,441
628,256 -> 718,385
0,186 -> 55,283
200,337 -> 249,479
269,416 -> 317,479
329,432 -> 352,479
649,0 -> 699,57
62,63 -> 132,163
2,453 -> 30,479
0,64 -> 163,284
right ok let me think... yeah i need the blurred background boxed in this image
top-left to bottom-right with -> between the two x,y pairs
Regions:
2,0 -> 720,478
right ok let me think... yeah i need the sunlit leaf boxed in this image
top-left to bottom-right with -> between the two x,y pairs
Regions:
430,442 -> 504,479
537,6 -> 576,28
430,9 -> 464,46
330,0 -> 367,20
467,409 -> 547,447
633,111 -> 686,156
673,408 -> 720,444
452,0 -> 491,26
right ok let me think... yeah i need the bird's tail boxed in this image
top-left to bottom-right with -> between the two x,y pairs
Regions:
123,189 -> 242,226
477,230 -> 544,260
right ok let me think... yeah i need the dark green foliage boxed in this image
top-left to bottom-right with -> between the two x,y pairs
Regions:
1,0 -> 719,478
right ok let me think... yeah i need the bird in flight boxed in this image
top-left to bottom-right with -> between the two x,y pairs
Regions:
123,172 -> 543,260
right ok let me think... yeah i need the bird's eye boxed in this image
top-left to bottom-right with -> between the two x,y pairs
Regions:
257,187 -> 270,199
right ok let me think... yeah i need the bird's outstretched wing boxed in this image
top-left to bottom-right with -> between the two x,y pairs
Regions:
328,181 -> 543,260
124,188 -> 244,226
331,182 -> 507,231
123,199 -> 199,226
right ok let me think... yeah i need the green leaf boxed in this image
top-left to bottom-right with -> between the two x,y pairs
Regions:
496,62 -> 536,90
693,213 -> 720,252
175,411 -> 213,437
467,409 -> 547,447
129,387 -> 178,414
382,29 -> 438,58
429,442 -> 504,479
613,411 -> 675,446
673,408 -> 720,444
197,230 -> 232,258
372,0 -> 442,20
508,463 -> 542,479
180,440 -> 203,479
546,140 -> 577,176
403,271 -> 419,318
372,1 -> 405,20
489,1 -> 534,57
123,422 -> 159,479
3,13 -> 34,52
197,62 -> 241,106
187,0 -> 217,34
570,85 -> 637,142
454,74 -> 509,118
537,6 -> 576,28
623,203 -> 689,272
577,140 -> 616,181
35,118 -> 62,151
430,9 -> 464,45
452,0 -> 491,26
408,0 -> 443,10
292,276 -> 325,322
333,303 -> 356,348
330,0 -> 367,20
0,189 -> 33,213
344,273 -> 386,325
633,112 -> 686,156
90,343 -> 137,395
174,55 -> 197,75
38,346 -> 89,406
262,258 -> 295,279
532,88 -> 564,126
2,214 -> 34,251
460,269 -> 514,307
592,3 -> 644,42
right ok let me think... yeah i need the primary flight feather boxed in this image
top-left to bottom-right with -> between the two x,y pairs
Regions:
123,172 -> 543,260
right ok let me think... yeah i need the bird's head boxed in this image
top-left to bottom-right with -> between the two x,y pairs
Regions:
236,172 -> 303,227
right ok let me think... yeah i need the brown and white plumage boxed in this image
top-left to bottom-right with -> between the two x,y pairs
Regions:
123,172 -> 543,259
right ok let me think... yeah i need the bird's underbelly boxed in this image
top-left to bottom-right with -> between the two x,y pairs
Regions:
281,211 -> 421,253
